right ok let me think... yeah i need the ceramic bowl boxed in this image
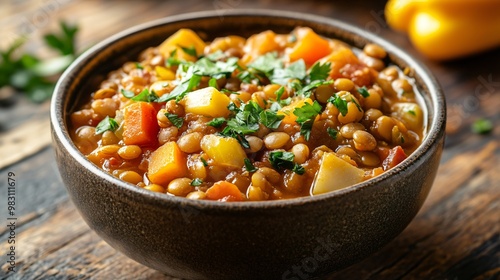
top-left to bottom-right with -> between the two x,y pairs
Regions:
51,10 -> 446,280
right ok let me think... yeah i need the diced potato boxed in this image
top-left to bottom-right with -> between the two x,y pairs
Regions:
319,47 -> 359,79
182,87 -> 231,118
312,152 -> 364,195
277,98 -> 313,125
158,29 -> 206,62
391,103 -> 424,131
200,135 -> 246,168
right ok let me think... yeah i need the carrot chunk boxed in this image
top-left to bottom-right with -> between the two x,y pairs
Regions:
382,146 -> 408,170
289,27 -> 331,65
122,102 -> 159,146
206,181 -> 245,202
148,141 -> 188,185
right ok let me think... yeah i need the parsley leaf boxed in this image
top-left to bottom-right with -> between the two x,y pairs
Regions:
179,45 -> 197,57
156,67 -> 201,102
293,100 -> 322,141
408,110 -> 416,116
192,57 -> 239,79
121,89 -> 135,98
328,95 -> 348,116
248,52 -> 283,73
220,101 -> 262,148
308,62 -> 331,82
297,79 -> 333,97
259,110 -> 284,129
357,86 -> 370,98
130,88 -> 159,102
0,21 -> 79,102
166,113 -> 184,128
166,49 -> 181,67
95,116 -> 118,134
191,178 -> 203,186
200,158 -> 209,167
208,78 -> 218,89
327,127 -> 338,139
271,59 -> 307,85
351,97 -> 362,112
134,62 -> 143,70
244,158 -> 258,172
269,151 -> 304,175
207,117 -> 226,127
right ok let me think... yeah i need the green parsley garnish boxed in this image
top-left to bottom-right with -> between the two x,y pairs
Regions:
207,117 -> 226,128
191,178 -> 203,186
121,89 -> 135,98
165,113 -> 184,128
472,118 -> 493,134
200,158 -> 209,167
297,79 -> 334,97
208,78 -> 218,89
268,151 -> 305,175
244,158 -> 258,172
179,45 -> 198,57
166,49 -> 181,67
95,116 -> 118,134
129,88 -> 159,102
134,62 -> 143,70
357,86 -> 370,98
271,59 -> 307,85
408,110 -> 416,116
293,101 -> 322,140
259,110 -> 284,129
327,127 -> 338,140
308,61 -> 331,82
328,95 -> 348,116
156,67 -> 201,102
351,97 -> 362,112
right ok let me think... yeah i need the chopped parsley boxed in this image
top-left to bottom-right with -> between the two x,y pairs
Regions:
244,158 -> 258,172
166,49 -> 181,67
271,59 -> 307,85
130,88 -> 159,102
268,151 -> 305,175
165,113 -> 184,128
134,62 -> 143,70
328,95 -> 348,116
156,67 -> 201,102
191,178 -> 203,186
207,117 -> 226,128
95,116 -> 118,134
179,45 -> 198,57
293,100 -> 322,140
357,86 -> 370,98
408,110 -> 416,116
297,79 -> 333,97
259,110 -> 284,129
327,127 -> 338,140
208,77 -> 218,89
121,89 -> 135,98
200,157 -> 209,167
351,97 -> 362,112
308,61 -> 331,82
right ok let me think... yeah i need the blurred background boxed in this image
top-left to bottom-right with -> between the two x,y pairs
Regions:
0,0 -> 498,279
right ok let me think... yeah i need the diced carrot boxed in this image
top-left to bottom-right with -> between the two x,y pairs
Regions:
122,102 -> 160,146
382,146 -> 408,171
241,30 -> 280,64
277,98 -> 314,125
148,141 -> 188,185
319,47 -> 360,78
205,181 -> 245,202
289,27 -> 331,65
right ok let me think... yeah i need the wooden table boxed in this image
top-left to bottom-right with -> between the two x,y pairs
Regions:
1,0 -> 499,279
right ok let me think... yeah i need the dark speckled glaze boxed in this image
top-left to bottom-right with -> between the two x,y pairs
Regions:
50,10 -> 446,280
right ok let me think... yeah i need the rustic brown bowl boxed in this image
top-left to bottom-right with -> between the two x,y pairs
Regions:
51,10 -> 446,280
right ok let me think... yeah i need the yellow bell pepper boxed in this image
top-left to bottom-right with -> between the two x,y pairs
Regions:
385,0 -> 500,60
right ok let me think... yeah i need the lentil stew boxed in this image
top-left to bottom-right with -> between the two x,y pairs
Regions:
70,27 -> 426,202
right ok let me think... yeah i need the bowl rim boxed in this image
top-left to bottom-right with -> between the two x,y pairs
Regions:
51,9 -> 446,210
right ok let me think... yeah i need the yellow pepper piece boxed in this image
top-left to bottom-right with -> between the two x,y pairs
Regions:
158,29 -> 206,62
385,0 -> 500,60
181,87 -> 231,118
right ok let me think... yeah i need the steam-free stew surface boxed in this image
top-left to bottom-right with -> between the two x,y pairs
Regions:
70,27 -> 425,201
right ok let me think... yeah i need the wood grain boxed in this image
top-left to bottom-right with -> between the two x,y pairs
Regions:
0,0 -> 499,279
